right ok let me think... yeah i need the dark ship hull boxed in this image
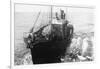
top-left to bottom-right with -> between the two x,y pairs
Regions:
30,39 -> 71,64
24,23 -> 73,64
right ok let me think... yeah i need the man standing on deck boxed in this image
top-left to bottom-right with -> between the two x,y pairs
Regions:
60,9 -> 66,20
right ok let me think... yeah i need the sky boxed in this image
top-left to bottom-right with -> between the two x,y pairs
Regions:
15,4 -> 94,33
15,4 -> 51,12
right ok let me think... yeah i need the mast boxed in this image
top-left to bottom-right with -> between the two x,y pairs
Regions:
30,11 -> 41,33
51,5 -> 53,24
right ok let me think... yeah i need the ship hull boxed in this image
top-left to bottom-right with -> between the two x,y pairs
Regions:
30,39 -> 71,64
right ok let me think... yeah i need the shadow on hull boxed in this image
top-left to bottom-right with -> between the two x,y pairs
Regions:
30,39 -> 71,64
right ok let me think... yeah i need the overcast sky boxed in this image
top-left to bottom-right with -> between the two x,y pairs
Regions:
15,4 -> 94,33
15,4 -> 51,12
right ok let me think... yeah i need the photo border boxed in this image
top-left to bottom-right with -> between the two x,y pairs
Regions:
10,0 -> 95,69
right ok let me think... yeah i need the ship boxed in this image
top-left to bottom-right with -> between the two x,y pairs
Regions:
23,7 -> 74,64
